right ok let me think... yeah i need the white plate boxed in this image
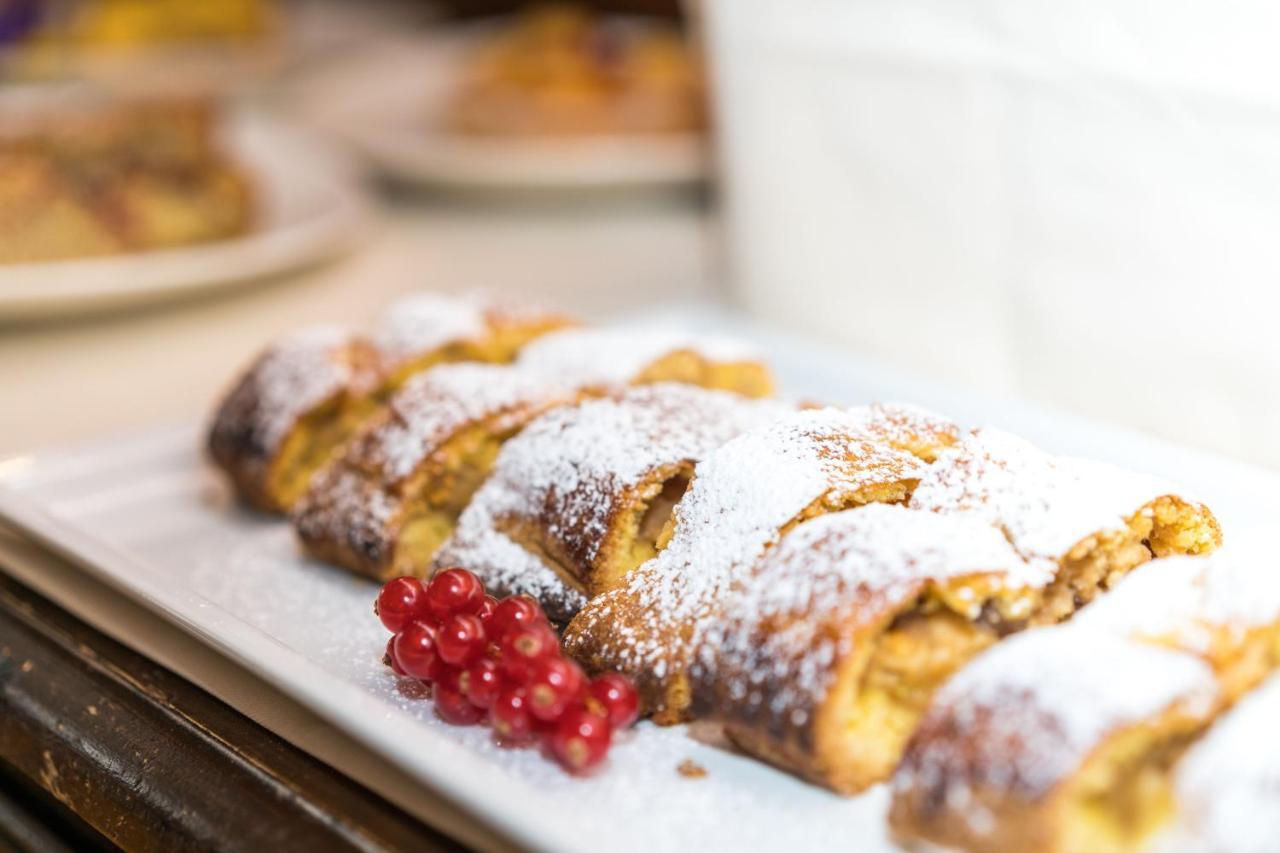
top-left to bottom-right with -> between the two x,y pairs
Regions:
1,311 -> 1278,852
0,110 -> 372,321
294,36 -> 706,192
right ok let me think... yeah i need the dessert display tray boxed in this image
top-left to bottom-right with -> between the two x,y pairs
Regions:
2,311 -> 1276,852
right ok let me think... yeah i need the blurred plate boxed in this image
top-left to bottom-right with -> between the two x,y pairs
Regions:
0,110 -> 372,322
294,36 -> 706,192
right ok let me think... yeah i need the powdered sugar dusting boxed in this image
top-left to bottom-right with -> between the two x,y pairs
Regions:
844,401 -> 961,459
292,363 -> 573,560
1074,552 -> 1280,654
893,627 -> 1219,813
1173,674 -> 1280,853
371,292 -> 489,367
437,385 -> 791,620
909,429 -> 1181,568
209,325 -> 368,476
565,407 -> 930,691
361,363 -> 573,484
710,505 -> 1045,725
516,327 -> 760,388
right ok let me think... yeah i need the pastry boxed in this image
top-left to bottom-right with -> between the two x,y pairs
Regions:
697,504 -> 1047,794
294,363 -> 574,579
434,383 -> 791,622
372,292 -> 574,391
206,292 -> 570,512
444,5 -> 705,138
207,326 -> 382,512
889,627 -> 1223,853
514,326 -> 773,399
562,405 -> 951,723
0,97 -> 253,264
909,428 -> 1222,622
1074,553 -> 1280,701
295,330 -> 775,580
1172,673 -> 1280,853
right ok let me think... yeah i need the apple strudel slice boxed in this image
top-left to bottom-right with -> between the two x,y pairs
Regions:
889,627 -> 1223,853
1171,673 -> 1280,853
562,406 -> 953,723
1074,552 -> 1280,702
434,384 -> 791,623
207,326 -> 383,512
514,326 -> 774,398
696,504 -> 1047,794
372,291 -> 574,391
207,292 -> 571,513
909,429 -> 1222,622
295,331 -> 776,580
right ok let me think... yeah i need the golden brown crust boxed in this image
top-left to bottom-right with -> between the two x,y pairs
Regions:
888,629 -> 1222,853
207,328 -> 381,512
562,407 -> 944,723
207,294 -> 573,514
697,505 -> 1041,793
293,364 -> 576,580
435,385 -> 792,623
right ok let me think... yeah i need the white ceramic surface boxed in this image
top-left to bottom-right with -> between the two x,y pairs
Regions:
1,312 -> 1277,852
0,111 -> 372,321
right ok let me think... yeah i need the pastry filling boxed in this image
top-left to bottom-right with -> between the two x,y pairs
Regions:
390,423 -> 510,575
842,609 -> 999,787
1061,722 -> 1204,853
595,471 -> 691,594
271,400 -> 370,509
827,584 -> 1034,792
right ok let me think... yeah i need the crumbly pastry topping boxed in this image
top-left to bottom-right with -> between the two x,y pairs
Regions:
893,627 -> 1219,812
349,362 -> 572,484
1075,552 -> 1280,653
711,504 -> 1045,723
436,384 -> 791,616
909,429 -> 1183,568
1174,674 -> 1280,853
210,325 -> 369,470
844,402 -> 961,459
515,326 -> 759,388
371,292 -> 490,368
565,407 -> 932,681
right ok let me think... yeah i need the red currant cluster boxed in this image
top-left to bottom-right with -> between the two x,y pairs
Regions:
376,568 -> 639,774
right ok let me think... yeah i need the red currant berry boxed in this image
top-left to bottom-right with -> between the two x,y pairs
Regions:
491,687 -> 536,746
586,673 -> 639,729
434,683 -> 485,725
425,568 -> 484,620
527,657 -> 585,722
375,577 -> 429,633
477,594 -> 498,628
489,595 -> 546,640
383,636 -> 406,676
499,623 -> 560,684
392,621 -> 439,681
459,658 -> 503,709
549,708 -> 612,773
436,613 -> 487,666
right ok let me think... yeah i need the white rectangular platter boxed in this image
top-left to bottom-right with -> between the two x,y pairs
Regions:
2,310 -> 1278,853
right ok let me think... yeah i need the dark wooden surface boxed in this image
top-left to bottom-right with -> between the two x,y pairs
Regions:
0,571 -> 471,853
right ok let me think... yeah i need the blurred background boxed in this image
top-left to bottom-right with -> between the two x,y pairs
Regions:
2,0 -> 1277,470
